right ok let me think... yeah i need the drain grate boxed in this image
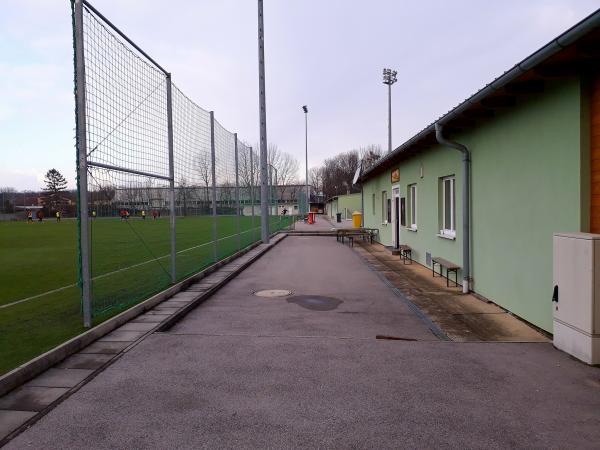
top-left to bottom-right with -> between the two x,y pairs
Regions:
254,289 -> 292,298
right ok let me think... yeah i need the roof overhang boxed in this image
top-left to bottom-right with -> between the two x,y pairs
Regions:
360,8 -> 600,182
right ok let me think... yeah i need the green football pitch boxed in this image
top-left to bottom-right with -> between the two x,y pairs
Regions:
0,215 -> 291,375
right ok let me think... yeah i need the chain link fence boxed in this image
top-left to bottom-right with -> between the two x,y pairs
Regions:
73,0 -> 295,325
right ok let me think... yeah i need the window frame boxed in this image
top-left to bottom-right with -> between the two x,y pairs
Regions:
409,183 -> 417,229
381,191 -> 388,224
441,176 -> 455,237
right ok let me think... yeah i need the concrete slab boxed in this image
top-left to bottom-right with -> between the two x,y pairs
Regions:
56,353 -> 113,370
0,410 -> 36,440
117,322 -> 158,332
78,341 -> 131,354
160,300 -> 192,309
99,330 -> 147,342
149,307 -> 180,314
0,387 -> 69,412
25,369 -> 93,388
131,314 -> 167,323
169,292 -> 199,300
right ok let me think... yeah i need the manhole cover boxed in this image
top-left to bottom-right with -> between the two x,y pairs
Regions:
287,295 -> 343,311
254,289 -> 292,298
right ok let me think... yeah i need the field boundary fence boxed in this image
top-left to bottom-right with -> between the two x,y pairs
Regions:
72,0 -> 294,327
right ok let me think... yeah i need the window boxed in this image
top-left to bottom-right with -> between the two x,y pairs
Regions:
409,184 -> 417,229
441,176 -> 455,237
387,198 -> 392,224
382,191 -> 387,223
400,197 -> 406,227
372,193 -> 376,214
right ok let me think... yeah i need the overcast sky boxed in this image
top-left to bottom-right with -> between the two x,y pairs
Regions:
1,0 -> 598,191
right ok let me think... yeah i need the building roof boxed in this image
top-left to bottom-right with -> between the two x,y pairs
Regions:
360,8 -> 600,182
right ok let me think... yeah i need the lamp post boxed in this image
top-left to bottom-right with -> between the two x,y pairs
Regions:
383,68 -> 397,153
302,105 -> 309,216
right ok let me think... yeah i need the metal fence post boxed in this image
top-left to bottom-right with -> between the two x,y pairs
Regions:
250,146 -> 255,241
166,73 -> 176,283
73,0 -> 92,328
234,133 -> 241,251
210,111 -> 217,262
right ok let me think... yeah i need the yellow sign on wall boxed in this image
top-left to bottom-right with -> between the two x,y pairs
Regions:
391,168 -> 400,183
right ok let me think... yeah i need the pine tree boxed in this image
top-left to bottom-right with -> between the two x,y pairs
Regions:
43,169 -> 68,212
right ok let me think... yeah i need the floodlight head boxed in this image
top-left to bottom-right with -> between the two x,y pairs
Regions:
383,68 -> 398,85
302,105 -> 308,113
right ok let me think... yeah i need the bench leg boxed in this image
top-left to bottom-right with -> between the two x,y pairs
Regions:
432,262 -> 436,277
446,268 -> 449,287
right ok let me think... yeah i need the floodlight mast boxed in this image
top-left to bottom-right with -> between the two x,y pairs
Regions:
258,0 -> 269,243
383,68 -> 397,154
302,105 -> 309,216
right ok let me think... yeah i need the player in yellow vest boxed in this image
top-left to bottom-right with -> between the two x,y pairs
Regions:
55,211 -> 61,222
141,210 -> 146,220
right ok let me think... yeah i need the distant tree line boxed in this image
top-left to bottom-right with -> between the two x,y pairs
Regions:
310,145 -> 382,200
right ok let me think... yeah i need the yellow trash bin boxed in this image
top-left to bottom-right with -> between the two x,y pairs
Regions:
352,211 -> 362,228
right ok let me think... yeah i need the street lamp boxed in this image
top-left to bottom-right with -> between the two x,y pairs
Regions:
302,105 -> 309,216
383,68 -> 397,153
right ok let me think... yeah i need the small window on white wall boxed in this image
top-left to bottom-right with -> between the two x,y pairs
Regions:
372,193 -> 375,214
409,184 -> 417,229
441,176 -> 455,237
382,191 -> 388,223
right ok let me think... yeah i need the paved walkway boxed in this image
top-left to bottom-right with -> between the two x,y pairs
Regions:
6,236 -> 600,449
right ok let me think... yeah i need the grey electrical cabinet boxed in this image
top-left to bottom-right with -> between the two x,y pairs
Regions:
553,232 -> 600,364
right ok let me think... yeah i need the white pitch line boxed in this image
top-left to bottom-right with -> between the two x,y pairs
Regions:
0,227 -> 262,310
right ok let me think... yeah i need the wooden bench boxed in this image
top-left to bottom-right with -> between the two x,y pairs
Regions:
431,257 -> 460,287
336,228 -> 378,245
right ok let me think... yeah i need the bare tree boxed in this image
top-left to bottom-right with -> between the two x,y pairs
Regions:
309,167 -> 324,197
321,150 -> 360,200
359,144 -> 382,171
177,177 -> 190,216
196,153 -> 212,205
267,144 -> 299,201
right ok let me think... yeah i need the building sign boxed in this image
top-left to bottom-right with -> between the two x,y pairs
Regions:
391,168 -> 400,183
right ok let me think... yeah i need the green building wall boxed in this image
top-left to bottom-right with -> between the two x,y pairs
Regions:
326,193 -> 362,221
362,77 -> 588,332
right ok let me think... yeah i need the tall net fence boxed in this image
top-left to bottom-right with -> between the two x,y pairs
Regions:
74,0 -> 296,323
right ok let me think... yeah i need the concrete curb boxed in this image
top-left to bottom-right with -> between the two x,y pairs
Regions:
0,233 -> 285,398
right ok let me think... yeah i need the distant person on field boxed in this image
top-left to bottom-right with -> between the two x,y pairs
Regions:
55,211 -> 61,222
92,210 -> 97,218
37,210 -> 44,222
120,209 -> 127,221
27,210 -> 33,223
282,208 -> 288,216
141,210 -> 146,220
152,210 -> 158,220
126,210 -> 130,220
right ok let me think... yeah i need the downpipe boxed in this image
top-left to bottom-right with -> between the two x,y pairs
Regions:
435,123 -> 471,294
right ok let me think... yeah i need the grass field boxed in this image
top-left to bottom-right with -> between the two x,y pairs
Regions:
0,214 -> 292,375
